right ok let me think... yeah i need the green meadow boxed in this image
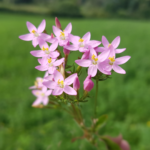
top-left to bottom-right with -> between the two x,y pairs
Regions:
0,13 -> 150,150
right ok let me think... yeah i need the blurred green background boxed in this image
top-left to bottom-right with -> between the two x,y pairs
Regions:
0,0 -> 150,150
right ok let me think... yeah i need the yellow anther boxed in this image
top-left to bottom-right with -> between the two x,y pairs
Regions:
32,30 -> 36,33
34,81 -> 38,87
42,46 -> 46,51
47,58 -> 52,63
91,54 -> 98,62
108,56 -> 115,62
108,43 -> 111,48
79,38 -> 84,42
45,48 -> 49,51
60,31 -> 65,37
41,93 -> 45,96
58,79 -> 64,85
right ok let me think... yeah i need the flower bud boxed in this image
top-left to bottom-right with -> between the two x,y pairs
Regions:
51,33 -> 54,38
55,17 -> 61,29
83,75 -> 94,92
73,76 -> 80,91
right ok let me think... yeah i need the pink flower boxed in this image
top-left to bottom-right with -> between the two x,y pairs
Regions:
32,87 -> 52,106
101,54 -> 131,74
19,20 -> 51,47
65,32 -> 101,53
83,75 -> 94,92
96,36 -> 126,54
43,71 -> 77,95
75,49 -> 110,77
63,42 -> 70,55
35,57 -> 64,74
51,23 -> 72,46
73,76 -> 80,91
30,40 -> 59,59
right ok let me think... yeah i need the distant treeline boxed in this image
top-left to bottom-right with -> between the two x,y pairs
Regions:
1,0 -> 150,19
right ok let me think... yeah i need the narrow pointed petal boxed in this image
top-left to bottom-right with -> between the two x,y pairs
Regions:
82,32 -> 91,42
53,71 -> 64,82
26,21 -> 37,33
30,50 -> 45,57
38,19 -> 46,33
79,47 -> 89,53
75,59 -> 91,67
81,51 -> 90,59
65,45 -> 78,51
43,81 -> 57,89
65,73 -> 77,85
53,58 -> 64,66
95,47 -> 106,52
111,36 -> 120,49
32,98 -> 42,106
32,38 -> 39,47
49,40 -> 58,52
102,36 -> 109,47
40,33 -> 51,40
89,48 -> 98,60
113,64 -> 126,74
88,40 -> 101,48
29,86 -> 36,89
39,40 -> 49,49
68,34 -> 80,44
98,50 -> 110,62
115,48 -> 126,53
53,26 -> 62,37
115,56 -> 131,65
32,90 -> 40,96
45,90 -> 52,96
64,85 -> 77,95
35,65 -> 48,71
98,63 -> 111,75
43,97 -> 49,105
19,33 -> 34,41
88,65 -> 97,77
64,23 -> 72,34
50,51 -> 59,58
52,88 -> 63,95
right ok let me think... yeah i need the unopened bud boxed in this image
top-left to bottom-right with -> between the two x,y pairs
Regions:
73,76 -> 80,91
51,33 -> 54,38
55,17 -> 61,29
83,75 -> 94,92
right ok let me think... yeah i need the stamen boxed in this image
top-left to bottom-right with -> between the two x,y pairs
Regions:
32,30 -> 36,33
108,44 -> 111,48
92,54 -> 98,61
58,79 -> 64,88
79,39 -> 84,42
47,58 -> 52,63
42,46 -> 46,51
108,56 -> 115,65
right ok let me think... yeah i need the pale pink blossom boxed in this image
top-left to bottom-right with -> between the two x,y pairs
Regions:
19,20 -> 51,47
43,71 -> 77,95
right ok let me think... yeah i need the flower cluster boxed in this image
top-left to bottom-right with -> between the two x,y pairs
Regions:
19,18 -> 130,106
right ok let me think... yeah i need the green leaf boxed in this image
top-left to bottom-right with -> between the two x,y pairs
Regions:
101,137 -> 122,150
94,115 -> 108,131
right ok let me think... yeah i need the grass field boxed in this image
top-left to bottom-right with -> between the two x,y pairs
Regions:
0,13 -> 150,150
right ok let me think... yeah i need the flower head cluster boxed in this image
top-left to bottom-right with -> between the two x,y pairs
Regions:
19,17 -> 131,106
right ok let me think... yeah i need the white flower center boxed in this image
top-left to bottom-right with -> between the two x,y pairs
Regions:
108,56 -> 115,65
60,31 -> 66,40
58,79 -> 64,88
32,30 -> 39,37
91,54 -> 98,65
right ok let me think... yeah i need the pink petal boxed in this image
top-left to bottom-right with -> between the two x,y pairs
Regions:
49,40 -> 58,51
45,90 -> 52,96
113,64 -> 126,74
89,48 -> 98,60
39,40 -> 49,49
97,63 -> 111,75
29,86 -> 36,89
68,34 -> 80,44
32,98 -> 42,106
115,56 -> 131,65
82,32 -> 91,42
81,51 -> 90,59
64,85 -> 77,95
64,23 -> 72,34
26,21 -> 37,33
19,33 -> 34,41
102,36 -> 109,47
48,66 -> 56,74
88,40 -> 101,48
65,73 -> 77,85
111,36 -> 120,49
43,81 -> 57,89
50,51 -> 59,58
53,71 -> 64,82
43,97 -> 49,105
40,33 -> 51,40
52,88 -> 63,95
115,48 -> 126,54
32,90 -> 40,96
75,59 -> 91,67
53,26 -> 62,37
30,50 -> 45,57
35,65 -> 48,71
38,19 -> 46,33
95,47 -> 106,52
88,65 -> 98,77
53,58 -> 64,66
65,45 -> 78,51
32,38 -> 39,47
79,47 -> 89,52
98,50 -> 110,62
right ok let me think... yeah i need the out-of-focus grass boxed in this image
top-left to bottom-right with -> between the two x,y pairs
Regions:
0,13 -> 150,150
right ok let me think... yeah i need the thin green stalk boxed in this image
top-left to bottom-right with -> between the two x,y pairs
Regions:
94,76 -> 99,118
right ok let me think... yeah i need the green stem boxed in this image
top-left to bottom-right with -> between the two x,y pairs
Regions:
94,76 -> 99,118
